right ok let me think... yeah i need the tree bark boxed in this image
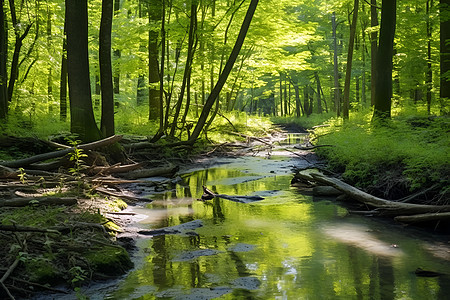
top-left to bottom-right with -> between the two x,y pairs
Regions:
440,0 -> 450,111
59,20 -> 68,121
343,0 -> 359,119
7,0 -> 32,104
66,0 -> 102,142
187,0 -> 259,145
370,0 -> 378,106
170,0 -> 197,136
332,12 -> 341,116
426,0 -> 433,115
372,0 -> 396,121
47,5 -> 53,113
99,0 -> 115,137
0,0 -> 7,119
148,0 -> 161,120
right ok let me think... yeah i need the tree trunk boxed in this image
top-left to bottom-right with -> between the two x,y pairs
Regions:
7,0 -> 32,104
279,73 -> 284,116
66,0 -> 102,142
99,0 -> 115,137
59,20 -> 68,121
343,0 -> 359,119
170,0 -> 197,137
370,0 -> 378,106
148,0 -> 161,120
314,71 -> 323,113
47,5 -> 53,113
0,0 -> 8,119
332,12 -> 341,116
440,0 -> 450,112
426,0 -> 433,115
372,0 -> 396,121
113,0 -> 120,95
187,0 -> 259,145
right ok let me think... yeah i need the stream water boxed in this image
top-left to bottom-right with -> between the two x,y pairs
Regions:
72,134 -> 450,299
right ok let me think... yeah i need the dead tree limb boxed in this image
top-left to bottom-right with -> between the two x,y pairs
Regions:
301,170 -> 450,217
0,197 -> 77,207
1,135 -> 123,168
0,225 -> 60,234
394,212 -> 450,223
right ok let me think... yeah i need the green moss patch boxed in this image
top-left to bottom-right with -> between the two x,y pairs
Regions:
85,246 -> 133,275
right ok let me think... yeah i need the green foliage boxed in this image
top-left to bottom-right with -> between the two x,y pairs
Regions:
314,110 -> 449,198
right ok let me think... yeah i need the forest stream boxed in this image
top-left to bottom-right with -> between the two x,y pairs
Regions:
35,133 -> 450,300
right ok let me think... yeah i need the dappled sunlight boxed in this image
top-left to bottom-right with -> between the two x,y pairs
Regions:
322,223 -> 404,258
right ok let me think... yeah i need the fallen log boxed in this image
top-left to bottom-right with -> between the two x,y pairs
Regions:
120,165 -> 179,179
0,225 -> 60,234
88,163 -> 142,175
394,212 -> 450,224
1,135 -> 123,168
0,197 -> 77,207
95,187 -> 152,202
201,185 -> 264,203
301,170 -> 450,216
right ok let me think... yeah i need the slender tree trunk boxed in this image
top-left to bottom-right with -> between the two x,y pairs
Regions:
159,0 -> 166,130
332,12 -> 341,116
370,0 -> 378,106
66,0 -> 102,142
188,0 -> 259,145
170,0 -> 197,136
100,0 -> 115,137
0,0 -> 8,119
361,19 -> 367,105
148,0 -> 161,120
7,0 -> 32,103
343,0 -> 359,119
47,5 -> 53,113
113,0 -> 120,95
59,20 -> 68,121
372,0 -> 396,121
314,71 -> 323,113
427,0 -> 433,114
284,76 -> 288,115
440,0 -> 450,113
279,73 -> 284,116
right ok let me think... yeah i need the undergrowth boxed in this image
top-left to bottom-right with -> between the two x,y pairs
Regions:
311,110 -> 449,203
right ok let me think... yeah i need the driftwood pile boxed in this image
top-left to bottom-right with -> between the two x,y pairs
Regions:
295,169 -> 450,225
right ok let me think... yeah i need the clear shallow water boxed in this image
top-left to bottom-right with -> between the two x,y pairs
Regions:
97,152 -> 450,300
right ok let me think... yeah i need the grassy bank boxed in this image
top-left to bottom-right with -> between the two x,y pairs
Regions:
275,110 -> 449,204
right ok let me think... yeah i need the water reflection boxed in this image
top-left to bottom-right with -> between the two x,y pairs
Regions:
106,155 -> 450,300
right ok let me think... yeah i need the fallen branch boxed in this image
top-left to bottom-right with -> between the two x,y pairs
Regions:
201,185 -> 264,203
301,170 -> 450,217
394,212 -> 450,224
1,135 -> 123,168
95,187 -> 152,202
88,163 -> 142,175
0,197 -> 77,207
294,144 -> 334,150
120,165 -> 179,180
0,225 -> 60,234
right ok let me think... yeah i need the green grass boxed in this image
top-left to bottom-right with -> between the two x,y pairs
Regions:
312,110 -> 449,201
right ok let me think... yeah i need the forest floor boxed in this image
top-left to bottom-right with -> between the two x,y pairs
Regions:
0,118 -> 448,299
